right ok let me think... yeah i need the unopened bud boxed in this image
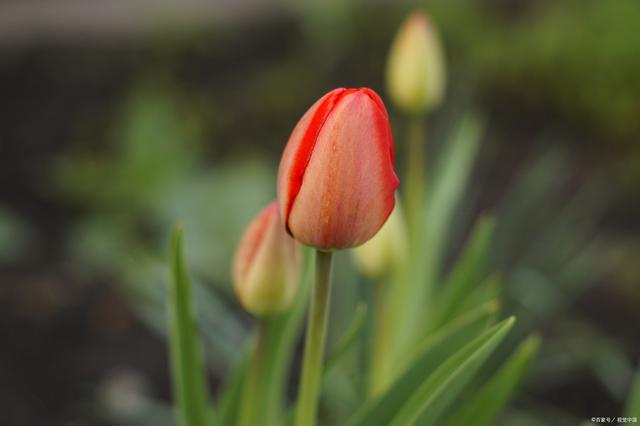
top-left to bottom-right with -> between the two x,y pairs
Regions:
232,201 -> 300,316
352,198 -> 408,278
277,87 -> 399,250
386,11 -> 446,113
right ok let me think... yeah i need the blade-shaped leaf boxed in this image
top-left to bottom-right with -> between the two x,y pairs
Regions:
325,303 -> 368,377
346,301 -> 499,426
430,215 -> 496,331
393,116 -> 484,361
214,350 -> 249,426
417,115 -> 484,295
168,225 -> 211,426
390,317 -> 515,426
443,335 -> 540,426
456,274 -> 502,321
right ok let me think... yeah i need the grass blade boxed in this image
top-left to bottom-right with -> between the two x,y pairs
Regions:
443,335 -> 540,426
214,350 -> 250,426
346,301 -> 499,426
325,303 -> 368,376
429,215 -> 496,331
168,225 -> 211,426
391,317 -> 515,426
393,116 -> 484,361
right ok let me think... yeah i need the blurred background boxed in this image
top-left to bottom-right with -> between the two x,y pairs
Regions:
1,0 -> 639,424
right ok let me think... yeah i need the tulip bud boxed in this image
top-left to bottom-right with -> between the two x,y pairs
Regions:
277,87 -> 400,250
352,196 -> 408,278
386,11 -> 446,113
232,201 -> 299,316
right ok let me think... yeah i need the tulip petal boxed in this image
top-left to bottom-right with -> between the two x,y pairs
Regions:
278,88 -> 355,232
287,90 -> 399,249
232,202 -> 275,290
359,87 -> 396,164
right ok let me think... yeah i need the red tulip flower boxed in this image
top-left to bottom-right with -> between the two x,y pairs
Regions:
277,87 -> 399,250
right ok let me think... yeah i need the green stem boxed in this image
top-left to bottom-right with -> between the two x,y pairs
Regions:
369,280 -> 392,397
240,320 -> 269,426
382,115 -> 427,384
295,250 -> 334,426
405,114 -> 427,248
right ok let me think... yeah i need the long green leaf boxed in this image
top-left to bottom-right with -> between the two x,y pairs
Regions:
460,273 -> 502,313
393,116 -> 484,362
443,335 -> 540,426
346,301 -> 499,426
214,350 -> 250,426
168,225 -> 211,426
429,215 -> 496,331
417,115 -> 484,300
325,303 -> 368,376
391,317 -> 515,426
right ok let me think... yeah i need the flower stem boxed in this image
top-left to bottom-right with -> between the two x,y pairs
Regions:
240,320 -> 269,426
405,114 -> 427,247
369,280 -> 392,397
382,114 -> 427,384
295,250 -> 334,426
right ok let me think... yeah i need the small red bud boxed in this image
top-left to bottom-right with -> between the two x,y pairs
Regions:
232,201 -> 300,316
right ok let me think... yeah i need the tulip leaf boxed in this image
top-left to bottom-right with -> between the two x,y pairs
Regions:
325,303 -> 368,377
346,302 -> 500,426
460,274 -> 502,313
389,317 -> 515,426
418,115 -> 484,295
168,225 -> 211,426
625,367 -> 640,418
393,115 -> 484,361
429,215 -> 496,332
213,350 -> 250,426
443,335 -> 540,426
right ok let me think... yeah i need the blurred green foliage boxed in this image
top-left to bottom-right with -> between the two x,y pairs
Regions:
53,85 -> 276,377
428,0 -> 640,194
431,0 -> 640,139
54,85 -> 276,286
0,206 -> 33,263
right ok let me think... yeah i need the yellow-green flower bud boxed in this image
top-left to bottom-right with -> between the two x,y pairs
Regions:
232,201 -> 300,317
352,198 -> 408,278
386,11 -> 446,113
